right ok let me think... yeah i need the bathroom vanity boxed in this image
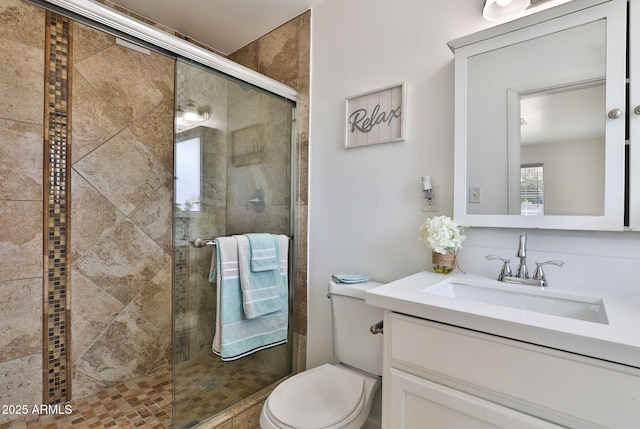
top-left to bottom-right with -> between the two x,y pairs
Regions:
371,0 -> 640,426
375,1 -> 640,424
367,271 -> 640,428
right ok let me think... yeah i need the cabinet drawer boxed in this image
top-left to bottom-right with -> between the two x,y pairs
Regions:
389,312 -> 640,428
388,368 -> 565,429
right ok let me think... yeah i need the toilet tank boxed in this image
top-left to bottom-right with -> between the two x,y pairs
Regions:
328,280 -> 385,376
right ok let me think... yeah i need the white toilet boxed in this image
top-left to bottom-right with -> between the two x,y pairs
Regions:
260,279 -> 384,429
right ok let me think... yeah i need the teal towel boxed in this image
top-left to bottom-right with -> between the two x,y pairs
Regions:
246,233 -> 279,272
331,274 -> 369,284
238,234 -> 282,319
211,236 -> 288,361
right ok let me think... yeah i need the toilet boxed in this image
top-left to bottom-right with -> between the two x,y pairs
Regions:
260,279 -> 384,429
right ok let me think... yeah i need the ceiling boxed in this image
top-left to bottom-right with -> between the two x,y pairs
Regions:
107,0 -> 325,55
520,82 -> 605,146
105,0 -> 577,56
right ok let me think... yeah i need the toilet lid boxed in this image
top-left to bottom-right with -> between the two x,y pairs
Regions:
268,364 -> 365,429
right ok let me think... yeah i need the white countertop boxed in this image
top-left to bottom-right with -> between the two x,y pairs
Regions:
366,271 -> 640,369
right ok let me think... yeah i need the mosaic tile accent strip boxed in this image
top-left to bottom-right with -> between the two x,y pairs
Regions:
174,218 -> 190,364
43,11 -> 72,405
174,244 -> 189,364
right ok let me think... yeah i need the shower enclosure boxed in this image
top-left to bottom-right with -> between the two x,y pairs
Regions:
172,59 -> 296,428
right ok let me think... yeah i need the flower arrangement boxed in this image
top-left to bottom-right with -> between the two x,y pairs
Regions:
419,215 -> 466,255
419,216 -> 466,274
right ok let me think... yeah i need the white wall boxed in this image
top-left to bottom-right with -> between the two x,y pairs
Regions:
308,0 -> 640,369
308,0 -> 489,368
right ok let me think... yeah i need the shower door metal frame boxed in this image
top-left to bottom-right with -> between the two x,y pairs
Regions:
30,0 -> 298,102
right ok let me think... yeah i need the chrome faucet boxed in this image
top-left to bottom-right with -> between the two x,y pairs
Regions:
515,232 -> 528,278
486,232 -> 564,287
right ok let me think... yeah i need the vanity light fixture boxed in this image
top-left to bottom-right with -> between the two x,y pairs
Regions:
483,0 -> 531,21
176,100 -> 210,126
176,64 -> 211,127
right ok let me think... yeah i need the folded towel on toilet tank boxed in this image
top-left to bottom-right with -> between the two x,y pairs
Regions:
331,274 -> 370,284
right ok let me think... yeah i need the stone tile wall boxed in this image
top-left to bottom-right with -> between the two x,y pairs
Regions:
0,1 -> 175,419
0,0 -> 309,426
197,12 -> 311,429
70,21 -> 175,397
0,0 -> 46,422
229,10 -> 311,376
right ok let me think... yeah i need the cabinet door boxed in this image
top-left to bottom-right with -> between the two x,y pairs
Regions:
388,368 -> 565,429
629,0 -> 640,228
451,0 -> 627,230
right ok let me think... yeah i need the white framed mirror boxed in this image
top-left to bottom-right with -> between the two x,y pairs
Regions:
449,0 -> 627,230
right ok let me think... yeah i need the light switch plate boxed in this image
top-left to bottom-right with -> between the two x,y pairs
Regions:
469,187 -> 481,203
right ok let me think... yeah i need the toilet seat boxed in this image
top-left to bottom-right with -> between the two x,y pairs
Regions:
266,364 -> 365,429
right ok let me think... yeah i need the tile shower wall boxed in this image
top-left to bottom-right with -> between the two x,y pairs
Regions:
0,1 -> 309,426
174,64 -> 229,364
225,88 -> 292,236
229,10 -> 310,376
0,0 -> 175,420
0,0 -> 46,420
70,21 -> 175,396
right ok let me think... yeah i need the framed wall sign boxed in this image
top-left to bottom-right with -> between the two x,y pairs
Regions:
345,82 -> 406,148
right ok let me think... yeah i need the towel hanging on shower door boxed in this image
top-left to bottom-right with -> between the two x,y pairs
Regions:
211,235 -> 289,361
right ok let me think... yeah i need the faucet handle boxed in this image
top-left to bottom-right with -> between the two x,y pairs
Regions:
533,260 -> 564,284
486,255 -> 512,281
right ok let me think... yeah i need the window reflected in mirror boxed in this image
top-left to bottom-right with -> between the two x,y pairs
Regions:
514,81 -> 605,217
175,135 -> 201,212
521,164 -> 544,216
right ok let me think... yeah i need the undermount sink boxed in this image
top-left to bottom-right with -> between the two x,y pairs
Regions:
423,280 -> 609,325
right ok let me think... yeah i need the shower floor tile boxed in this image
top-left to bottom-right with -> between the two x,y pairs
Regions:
1,353 -> 283,429
173,354 -> 283,429
0,366 -> 172,429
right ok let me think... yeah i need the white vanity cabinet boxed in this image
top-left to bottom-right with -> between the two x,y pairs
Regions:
382,312 -> 640,429
387,369 -> 563,429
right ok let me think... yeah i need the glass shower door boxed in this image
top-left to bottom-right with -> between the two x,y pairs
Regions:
173,59 -> 295,428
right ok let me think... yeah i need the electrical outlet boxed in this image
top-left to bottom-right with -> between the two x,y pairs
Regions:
422,184 -> 439,212
469,187 -> 481,203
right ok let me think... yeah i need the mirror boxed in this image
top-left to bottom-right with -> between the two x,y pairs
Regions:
450,0 -> 627,230
509,81 -> 606,216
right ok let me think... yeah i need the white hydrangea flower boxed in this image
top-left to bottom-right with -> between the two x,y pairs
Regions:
419,215 -> 466,254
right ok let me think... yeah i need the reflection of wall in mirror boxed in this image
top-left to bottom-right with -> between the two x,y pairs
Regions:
521,138 -> 604,216
465,19 -> 605,215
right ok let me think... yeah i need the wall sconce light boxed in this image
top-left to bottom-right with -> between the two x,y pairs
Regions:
422,175 -> 438,212
483,0 -> 531,21
422,175 -> 433,199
